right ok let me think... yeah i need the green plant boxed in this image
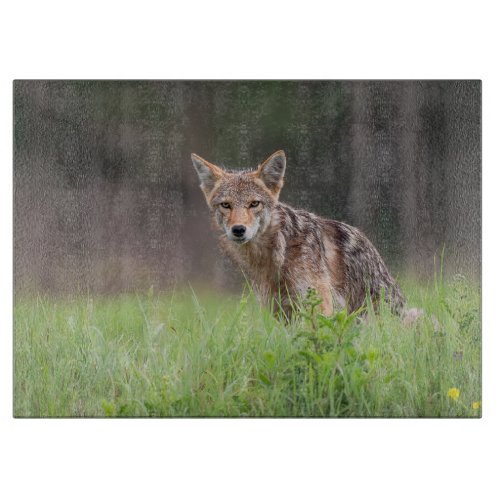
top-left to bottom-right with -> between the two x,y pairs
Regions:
14,278 -> 481,418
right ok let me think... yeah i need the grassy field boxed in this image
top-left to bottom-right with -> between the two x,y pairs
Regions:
14,275 -> 481,417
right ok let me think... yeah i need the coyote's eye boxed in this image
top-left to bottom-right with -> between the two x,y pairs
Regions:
249,201 -> 260,208
220,202 -> 231,209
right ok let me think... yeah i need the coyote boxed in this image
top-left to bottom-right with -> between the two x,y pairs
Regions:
191,150 -> 405,317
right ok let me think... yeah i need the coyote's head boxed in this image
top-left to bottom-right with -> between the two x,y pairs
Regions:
191,150 -> 286,244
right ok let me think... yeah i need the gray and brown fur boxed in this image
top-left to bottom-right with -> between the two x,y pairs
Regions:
191,150 -> 406,317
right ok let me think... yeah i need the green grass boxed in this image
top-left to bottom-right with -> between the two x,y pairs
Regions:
14,276 -> 481,417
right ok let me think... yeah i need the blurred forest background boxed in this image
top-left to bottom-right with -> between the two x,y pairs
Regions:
14,81 -> 481,296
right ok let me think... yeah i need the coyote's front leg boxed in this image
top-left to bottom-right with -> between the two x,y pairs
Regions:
316,284 -> 333,316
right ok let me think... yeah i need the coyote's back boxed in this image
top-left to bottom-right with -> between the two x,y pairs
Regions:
191,150 -> 405,316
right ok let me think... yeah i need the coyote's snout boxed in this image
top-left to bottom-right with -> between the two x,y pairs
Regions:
191,150 -> 405,317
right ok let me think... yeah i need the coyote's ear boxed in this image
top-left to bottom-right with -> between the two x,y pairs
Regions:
256,150 -> 286,196
191,153 -> 224,198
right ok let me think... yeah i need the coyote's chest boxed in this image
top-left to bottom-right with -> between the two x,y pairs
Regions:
223,226 -> 333,313
220,229 -> 286,299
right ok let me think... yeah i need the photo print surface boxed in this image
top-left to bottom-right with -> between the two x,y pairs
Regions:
14,80 -> 481,417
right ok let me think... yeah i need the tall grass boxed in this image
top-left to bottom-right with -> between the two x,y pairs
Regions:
14,276 -> 481,417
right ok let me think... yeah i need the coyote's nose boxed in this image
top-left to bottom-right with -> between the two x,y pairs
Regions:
231,225 -> 246,237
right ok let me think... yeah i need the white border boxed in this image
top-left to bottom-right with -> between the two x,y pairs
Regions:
2,1 -> 499,499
